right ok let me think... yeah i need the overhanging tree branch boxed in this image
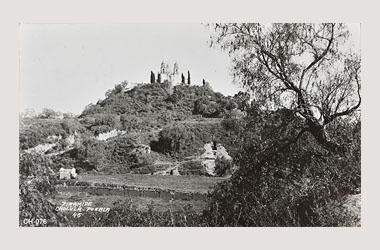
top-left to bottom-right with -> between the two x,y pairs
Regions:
324,72 -> 361,125
299,23 -> 335,88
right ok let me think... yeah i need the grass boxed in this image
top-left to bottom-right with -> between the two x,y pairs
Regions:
50,173 -> 225,224
77,173 -> 227,193
53,191 -> 208,213
50,173 -> 216,226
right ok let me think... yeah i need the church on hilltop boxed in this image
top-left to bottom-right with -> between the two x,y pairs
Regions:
151,61 -> 189,86
160,61 -> 179,84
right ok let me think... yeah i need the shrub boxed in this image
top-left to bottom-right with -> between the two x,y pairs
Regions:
19,153 -> 68,226
202,108 -> 361,226
130,152 -> 157,167
180,160 -> 206,175
214,157 -> 234,177
19,117 -> 86,150
37,108 -> 62,119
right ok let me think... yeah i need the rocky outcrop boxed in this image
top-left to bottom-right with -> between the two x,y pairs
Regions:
95,129 -> 126,141
47,135 -> 62,143
25,143 -> 56,155
229,108 -> 246,119
25,131 -> 80,155
215,144 -> 233,161
200,143 -> 216,175
65,132 -> 77,146
200,142 -> 233,176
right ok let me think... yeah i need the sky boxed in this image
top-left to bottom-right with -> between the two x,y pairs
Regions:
19,23 -> 360,115
19,23 -> 235,115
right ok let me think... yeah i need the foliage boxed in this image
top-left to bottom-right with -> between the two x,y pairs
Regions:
19,117 -> 86,150
151,122 -> 233,159
232,91 -> 250,111
187,70 -> 191,85
38,108 -> 62,119
19,42 -> 361,227
211,23 -> 361,153
311,195 -> 361,227
76,138 -> 106,170
203,107 -> 361,226
193,97 -> 222,118
19,153 -> 205,227
157,73 -> 162,83
65,201 -> 205,227
59,134 -> 161,173
19,153 -> 68,226
150,71 -> 156,83
81,113 -> 121,136
151,124 -> 198,158
79,82 -> 242,138
197,23 -> 362,226
214,157 -> 234,177
179,160 -> 206,175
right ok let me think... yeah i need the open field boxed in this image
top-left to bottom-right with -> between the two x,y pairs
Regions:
54,190 -> 208,213
77,173 -> 227,193
51,173 -> 225,219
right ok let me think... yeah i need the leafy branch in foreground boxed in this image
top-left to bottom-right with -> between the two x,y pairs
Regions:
210,23 -> 361,153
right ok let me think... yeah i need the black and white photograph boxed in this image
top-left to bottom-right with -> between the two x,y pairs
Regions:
19,23 -> 361,227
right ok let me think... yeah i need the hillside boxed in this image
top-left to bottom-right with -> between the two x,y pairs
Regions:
78,81 -> 247,135
19,80 -> 361,227
20,81 -> 248,176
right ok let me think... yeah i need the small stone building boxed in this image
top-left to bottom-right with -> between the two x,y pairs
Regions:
59,168 -> 78,180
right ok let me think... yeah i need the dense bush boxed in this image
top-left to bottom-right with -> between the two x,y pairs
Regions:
19,153 -> 68,226
80,113 -> 121,136
37,108 -> 62,119
19,117 -> 86,150
55,134 -> 162,173
202,107 -> 361,226
193,97 -> 222,118
214,157 -> 234,177
180,160 -> 207,175
151,122 -> 235,159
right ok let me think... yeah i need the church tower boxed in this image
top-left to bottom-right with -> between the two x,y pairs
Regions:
160,61 -> 169,82
173,62 -> 179,74
160,61 -> 166,74
172,62 -> 179,84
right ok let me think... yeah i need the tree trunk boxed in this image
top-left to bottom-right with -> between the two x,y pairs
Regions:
307,120 -> 343,154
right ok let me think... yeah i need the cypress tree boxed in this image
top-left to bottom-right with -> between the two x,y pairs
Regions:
157,73 -> 162,83
150,71 -> 156,83
181,73 -> 185,84
187,71 -> 191,85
